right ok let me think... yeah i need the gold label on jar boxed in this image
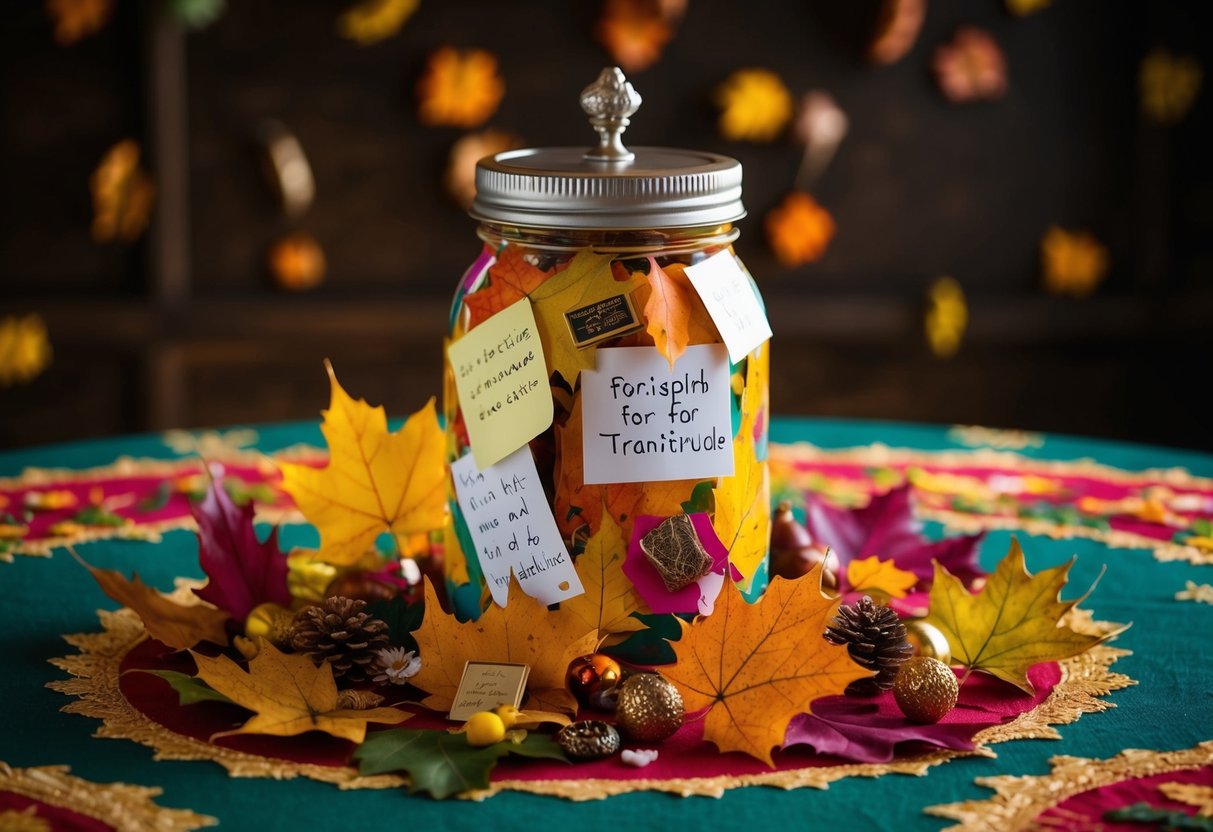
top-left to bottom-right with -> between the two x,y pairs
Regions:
564,293 -> 643,348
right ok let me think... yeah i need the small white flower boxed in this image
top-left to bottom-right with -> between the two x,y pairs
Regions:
373,647 -> 421,685
621,748 -> 659,768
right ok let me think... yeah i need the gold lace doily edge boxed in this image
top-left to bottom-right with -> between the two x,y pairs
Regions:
924,741 -> 1213,831
48,602 -> 1132,801
0,761 -> 216,831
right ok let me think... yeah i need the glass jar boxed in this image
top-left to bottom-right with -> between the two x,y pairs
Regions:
441,69 -> 770,621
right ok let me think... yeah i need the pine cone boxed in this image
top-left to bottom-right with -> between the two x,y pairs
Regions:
288,596 -> 390,683
825,595 -> 913,695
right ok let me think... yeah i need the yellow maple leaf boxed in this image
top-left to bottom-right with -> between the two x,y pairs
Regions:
1041,226 -> 1109,298
279,361 -> 446,566
90,140 -> 155,244
561,512 -> 648,638
642,257 -> 693,370
1140,49 -> 1203,125
72,551 -> 230,650
716,68 -> 793,142
712,344 -> 770,584
411,579 -> 598,715
192,641 -> 409,743
527,249 -> 639,388
417,47 -> 505,128
924,538 -> 1119,692
764,191 -> 835,267
925,276 -> 967,358
665,565 -> 867,766
845,556 -> 918,599
0,314 -> 52,387
338,0 -> 419,45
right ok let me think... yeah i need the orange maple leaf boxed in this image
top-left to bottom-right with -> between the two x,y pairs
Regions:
765,191 -> 835,267
192,641 -> 409,743
73,550 -> 230,650
46,0 -> 113,45
464,246 -> 553,329
642,257 -> 693,369
411,579 -> 599,715
91,140 -> 156,244
0,314 -> 53,387
417,47 -> 505,128
279,361 -> 446,565
595,0 -> 674,73
665,565 -> 867,766
1041,226 -> 1109,298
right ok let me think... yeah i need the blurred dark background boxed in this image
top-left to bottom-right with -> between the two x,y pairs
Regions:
2,0 -> 1210,451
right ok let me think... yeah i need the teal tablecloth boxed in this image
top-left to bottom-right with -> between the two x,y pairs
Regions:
2,418 -> 1211,830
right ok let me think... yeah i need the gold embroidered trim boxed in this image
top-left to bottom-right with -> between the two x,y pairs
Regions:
770,442 -> 1213,567
0,761 -> 216,830
925,741 -> 1213,830
49,602 -> 1131,800
1176,581 -> 1213,604
1159,782 -> 1213,816
948,425 -> 1044,450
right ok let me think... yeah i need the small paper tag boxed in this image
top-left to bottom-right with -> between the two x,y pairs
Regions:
447,297 -> 553,469
580,344 -> 734,484
450,446 -> 584,608
564,292 -> 643,348
685,251 -> 773,363
449,661 -> 530,722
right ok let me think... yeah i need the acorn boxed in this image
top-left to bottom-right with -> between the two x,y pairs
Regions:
770,501 -> 838,588
893,657 -> 959,723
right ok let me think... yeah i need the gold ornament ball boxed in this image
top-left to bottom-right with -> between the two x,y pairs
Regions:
615,673 -> 684,742
904,619 -> 952,665
893,656 -> 959,724
566,653 -> 622,707
244,602 -> 294,647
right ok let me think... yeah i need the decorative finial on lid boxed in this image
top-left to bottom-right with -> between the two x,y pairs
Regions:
580,67 -> 642,163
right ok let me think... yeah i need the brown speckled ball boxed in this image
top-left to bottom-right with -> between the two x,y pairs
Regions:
893,656 -> 959,723
615,673 -> 684,742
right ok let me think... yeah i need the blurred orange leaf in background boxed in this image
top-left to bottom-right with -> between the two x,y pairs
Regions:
1005,0 -> 1051,15
764,191 -> 835,267
867,0 -> 926,66
932,27 -> 1008,103
1041,226 -> 1109,298
1139,49 -> 1203,125
715,68 -> 793,142
417,47 -> 505,128
268,232 -> 326,292
924,277 -> 967,359
90,140 -> 155,244
338,0 -> 420,45
595,0 -> 683,73
445,129 -> 522,209
0,314 -> 53,388
46,0 -> 113,46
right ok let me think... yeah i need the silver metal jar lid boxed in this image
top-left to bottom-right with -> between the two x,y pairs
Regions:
469,68 -> 745,231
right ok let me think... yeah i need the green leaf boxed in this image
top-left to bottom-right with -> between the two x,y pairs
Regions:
354,729 -> 568,799
131,669 -> 237,706
73,505 -> 127,527
138,482 -> 172,512
365,597 -> 424,652
355,729 -> 506,799
1192,518 -> 1213,537
680,481 -> 716,515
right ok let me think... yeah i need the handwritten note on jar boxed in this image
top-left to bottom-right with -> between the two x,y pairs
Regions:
449,661 -> 530,722
450,446 -> 584,608
685,251 -> 773,363
580,344 -> 734,485
447,297 -> 553,469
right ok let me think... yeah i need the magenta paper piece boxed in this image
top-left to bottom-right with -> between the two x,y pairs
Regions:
782,699 -> 980,763
1036,766 -> 1213,830
624,513 -> 733,614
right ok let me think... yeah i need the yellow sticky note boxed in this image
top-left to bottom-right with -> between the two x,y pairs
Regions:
448,297 -> 553,468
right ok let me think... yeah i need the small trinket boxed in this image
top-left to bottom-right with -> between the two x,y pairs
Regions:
640,514 -> 713,593
893,656 -> 959,724
556,721 -> 621,760
243,602 -> 294,648
615,673 -> 684,742
566,653 -> 623,706
903,619 -> 952,665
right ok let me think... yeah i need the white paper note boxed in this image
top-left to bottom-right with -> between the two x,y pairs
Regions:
450,446 -> 584,608
580,344 -> 734,485
685,251 -> 773,363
